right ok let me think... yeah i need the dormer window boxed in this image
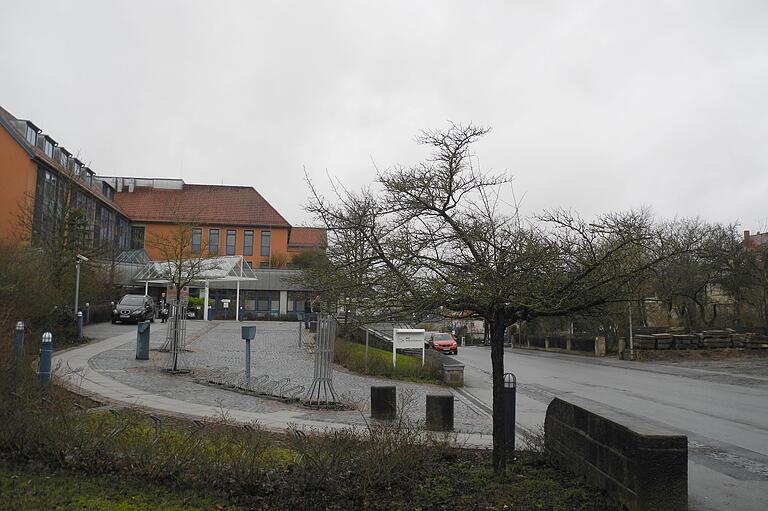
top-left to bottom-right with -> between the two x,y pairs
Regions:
59,150 -> 68,167
44,139 -> 54,158
25,125 -> 37,146
102,182 -> 114,199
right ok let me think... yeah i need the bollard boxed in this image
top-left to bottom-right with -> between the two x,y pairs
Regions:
38,332 -> 53,384
504,372 -> 517,456
426,394 -> 454,431
136,321 -> 150,360
84,302 -> 90,324
77,311 -> 84,340
371,386 -> 397,420
15,321 -> 25,358
242,325 -> 256,386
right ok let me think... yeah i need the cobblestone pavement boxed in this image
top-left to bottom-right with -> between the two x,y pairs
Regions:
86,320 -> 492,435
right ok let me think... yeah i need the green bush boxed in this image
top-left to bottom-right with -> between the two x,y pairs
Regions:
0,334 -> 620,510
334,338 -> 443,384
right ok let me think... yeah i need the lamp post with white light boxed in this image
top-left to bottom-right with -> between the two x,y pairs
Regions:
74,254 -> 89,320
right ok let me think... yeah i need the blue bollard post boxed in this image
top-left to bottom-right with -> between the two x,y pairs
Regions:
15,321 -> 25,358
241,325 -> 256,386
84,303 -> 90,324
136,322 -> 150,360
38,332 -> 53,384
77,311 -> 84,340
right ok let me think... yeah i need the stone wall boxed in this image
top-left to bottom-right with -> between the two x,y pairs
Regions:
545,397 -> 687,511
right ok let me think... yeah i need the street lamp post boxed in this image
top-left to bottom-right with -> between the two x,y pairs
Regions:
74,254 -> 89,321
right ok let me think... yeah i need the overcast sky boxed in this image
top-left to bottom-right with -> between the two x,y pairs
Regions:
1,1 -> 767,229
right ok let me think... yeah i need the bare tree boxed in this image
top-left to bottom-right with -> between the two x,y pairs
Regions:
144,199 -> 218,304
307,123 -> 698,473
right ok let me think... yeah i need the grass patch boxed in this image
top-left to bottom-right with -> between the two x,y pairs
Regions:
0,459 -> 244,511
334,337 -> 443,384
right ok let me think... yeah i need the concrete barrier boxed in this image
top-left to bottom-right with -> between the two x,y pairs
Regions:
516,336 -> 608,357
545,397 -> 687,511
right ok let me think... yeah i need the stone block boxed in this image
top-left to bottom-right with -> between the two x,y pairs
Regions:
545,397 -> 687,511
370,386 -> 396,420
426,394 -> 454,431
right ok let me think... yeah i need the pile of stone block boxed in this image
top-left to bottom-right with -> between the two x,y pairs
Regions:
699,330 -> 732,348
671,334 -> 697,349
652,333 -> 674,349
745,334 -> 768,349
633,334 -> 658,349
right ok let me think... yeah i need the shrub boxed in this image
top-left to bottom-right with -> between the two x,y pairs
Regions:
334,338 -> 443,384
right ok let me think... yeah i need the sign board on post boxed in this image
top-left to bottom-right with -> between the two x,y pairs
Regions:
392,328 -> 426,368
222,299 -> 230,309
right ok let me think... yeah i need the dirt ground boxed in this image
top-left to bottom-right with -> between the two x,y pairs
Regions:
639,349 -> 768,378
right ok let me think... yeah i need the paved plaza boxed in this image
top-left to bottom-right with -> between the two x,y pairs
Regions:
54,320 -> 493,445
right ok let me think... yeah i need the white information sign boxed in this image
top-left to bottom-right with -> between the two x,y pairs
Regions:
392,328 -> 426,367
222,299 -> 230,309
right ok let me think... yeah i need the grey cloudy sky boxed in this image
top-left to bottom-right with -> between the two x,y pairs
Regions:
1,1 -> 767,229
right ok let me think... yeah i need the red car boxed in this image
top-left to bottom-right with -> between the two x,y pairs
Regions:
428,332 -> 458,355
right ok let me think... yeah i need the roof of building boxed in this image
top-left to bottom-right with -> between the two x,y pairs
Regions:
744,231 -> 768,250
114,184 -> 291,228
0,104 -> 129,217
289,226 -> 327,248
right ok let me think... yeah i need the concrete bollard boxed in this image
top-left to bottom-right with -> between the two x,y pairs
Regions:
15,321 -> 25,358
38,332 -> 53,383
426,394 -> 454,431
371,386 -> 397,420
136,321 -> 150,360
594,336 -> 606,357
77,311 -> 84,340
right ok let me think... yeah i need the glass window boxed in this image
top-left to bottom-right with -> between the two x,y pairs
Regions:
59,151 -> 68,167
259,261 -> 269,268
260,231 -> 271,257
226,229 -> 236,255
26,125 -> 37,145
130,226 -> 145,250
191,228 -> 202,253
44,139 -> 54,158
270,291 -> 280,312
245,260 -> 253,269
208,229 -> 219,255
243,230 -> 253,256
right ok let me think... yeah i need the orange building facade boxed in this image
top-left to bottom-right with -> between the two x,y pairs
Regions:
1,104 -> 326,318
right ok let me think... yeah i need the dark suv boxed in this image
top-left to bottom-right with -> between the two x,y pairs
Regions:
112,294 -> 156,324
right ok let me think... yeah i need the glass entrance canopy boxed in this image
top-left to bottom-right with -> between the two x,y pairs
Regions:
133,255 -> 259,284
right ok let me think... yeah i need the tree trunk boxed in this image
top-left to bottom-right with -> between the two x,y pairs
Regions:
489,315 -> 507,473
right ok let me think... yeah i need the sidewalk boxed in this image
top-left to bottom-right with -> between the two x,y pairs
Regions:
53,321 -> 495,448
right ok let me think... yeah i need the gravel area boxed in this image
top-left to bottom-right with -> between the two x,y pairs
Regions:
87,320 -> 492,434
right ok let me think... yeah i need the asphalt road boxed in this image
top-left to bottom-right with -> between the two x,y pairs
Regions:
454,346 -> 768,511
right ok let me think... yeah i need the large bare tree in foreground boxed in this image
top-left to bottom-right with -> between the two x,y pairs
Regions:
307,124 -> 701,472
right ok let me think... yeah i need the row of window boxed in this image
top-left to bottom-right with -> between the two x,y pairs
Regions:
33,167 -> 130,251
25,123 -> 97,189
191,228 -> 271,257
204,291 -> 310,312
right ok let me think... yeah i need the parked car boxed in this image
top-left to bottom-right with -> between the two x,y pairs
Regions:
427,332 -> 458,355
112,294 -> 156,324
